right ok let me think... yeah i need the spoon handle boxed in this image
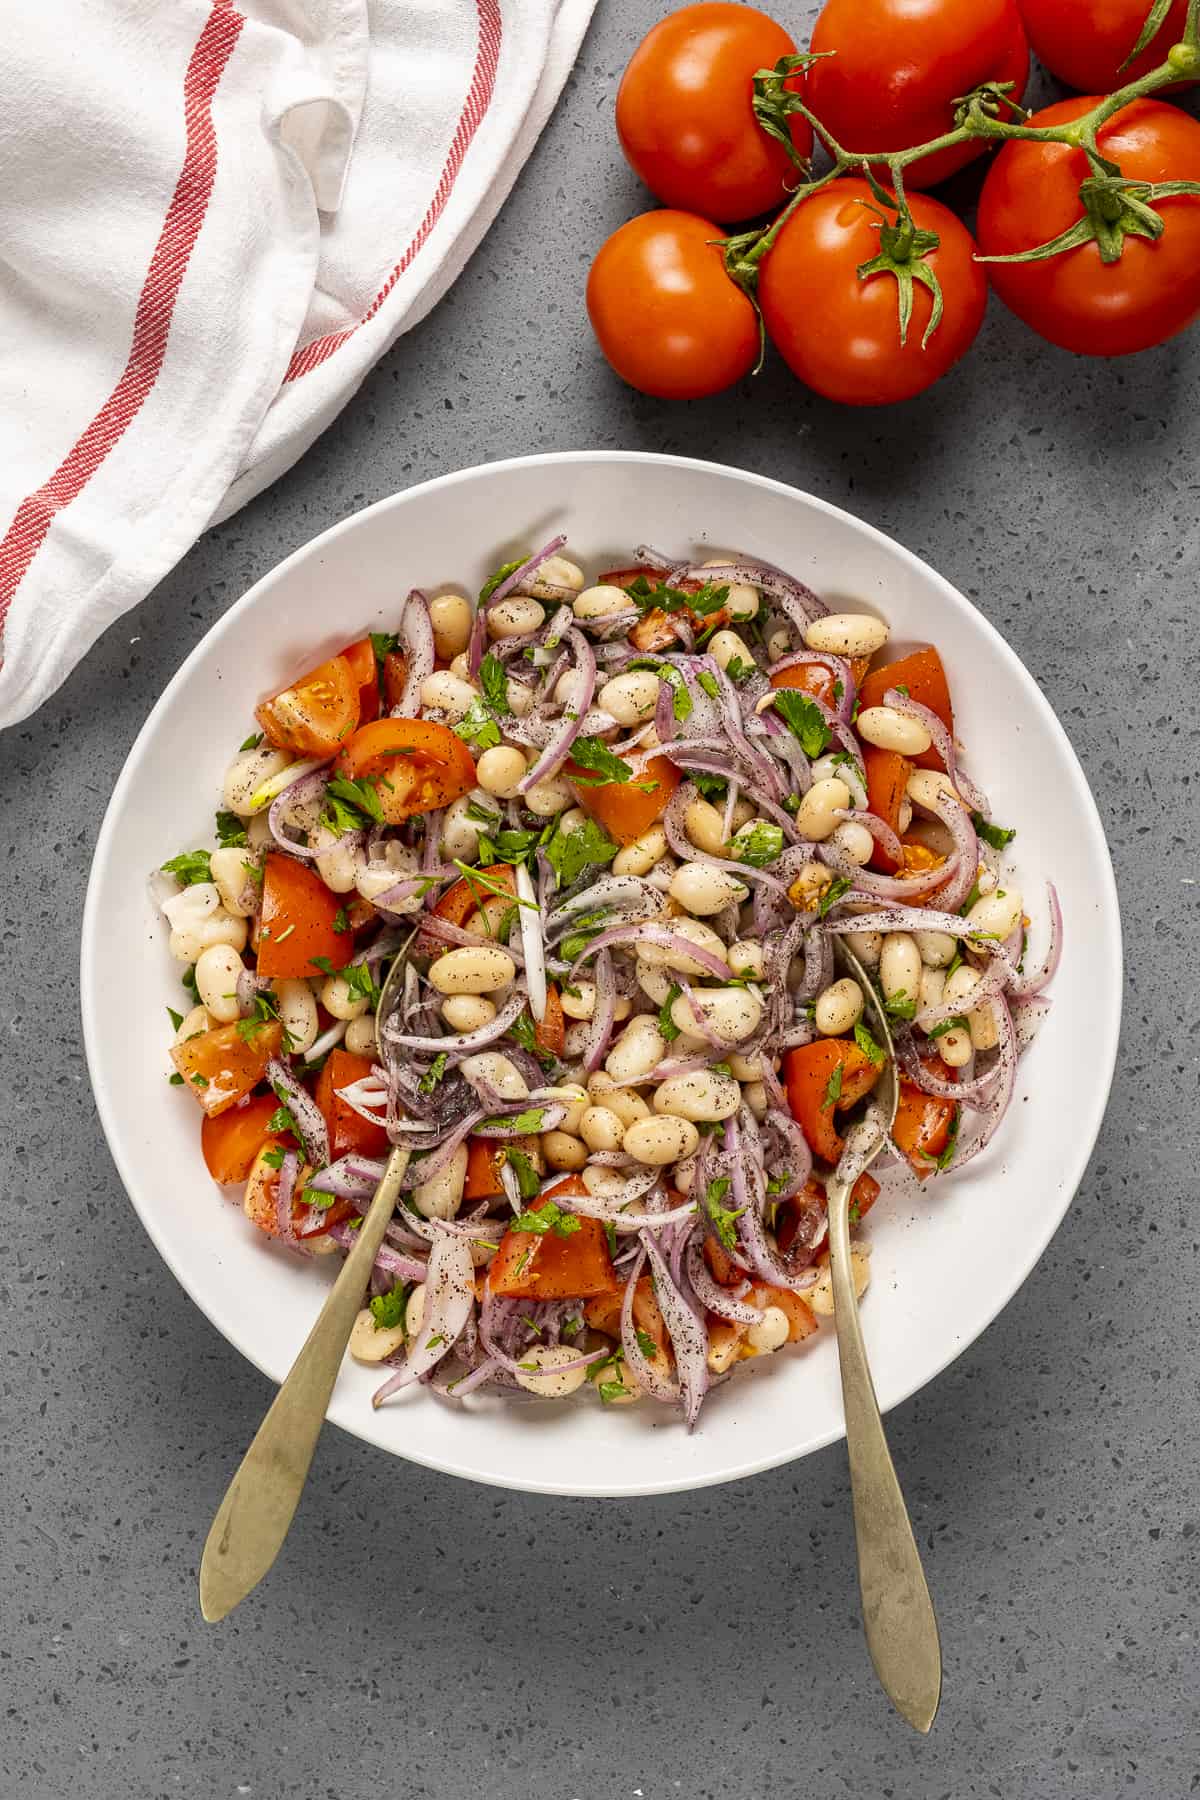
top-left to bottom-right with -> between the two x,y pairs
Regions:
826,1178 -> 942,1733
199,1145 -> 410,1623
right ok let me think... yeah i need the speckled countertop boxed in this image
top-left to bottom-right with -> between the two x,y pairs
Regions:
3,5 -> 1199,1797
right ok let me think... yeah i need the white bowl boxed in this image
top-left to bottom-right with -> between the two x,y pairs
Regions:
81,452 -> 1121,1498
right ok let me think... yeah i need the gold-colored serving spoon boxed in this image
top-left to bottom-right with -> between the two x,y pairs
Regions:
823,940 -> 942,1732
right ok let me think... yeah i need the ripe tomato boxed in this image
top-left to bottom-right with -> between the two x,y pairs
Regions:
759,178 -> 987,404
1016,0 -> 1193,92
977,97 -> 1200,356
257,852 -> 346,979
892,1078 -> 957,1180
807,0 -> 1029,188
587,211 -> 759,400
340,636 -> 381,724
616,2 -> 812,223
201,1093 -> 285,1183
858,645 -> 953,772
568,752 -> 680,845
335,718 -> 476,823
314,1049 -> 389,1159
489,1178 -> 619,1300
256,654 -> 360,757
170,1020 -> 282,1117
784,1040 -> 881,1163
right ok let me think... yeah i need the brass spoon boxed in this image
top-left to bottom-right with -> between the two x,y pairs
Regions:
823,939 -> 942,1732
199,946 -> 412,1623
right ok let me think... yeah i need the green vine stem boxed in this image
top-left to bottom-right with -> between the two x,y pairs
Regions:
729,0 -> 1200,328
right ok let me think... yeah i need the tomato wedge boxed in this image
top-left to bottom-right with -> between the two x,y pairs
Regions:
242,1142 -> 357,1241
893,1078 -> 956,1181
569,753 -> 680,847
257,853 -> 345,979
535,984 -> 565,1058
335,718 -> 476,825
382,649 -> 409,712
784,1040 -> 881,1163
256,654 -> 360,757
463,1134 -> 543,1202
488,1175 -> 619,1300
341,636 -> 381,725
858,646 -> 952,773
314,1048 -> 388,1159
170,1020 -> 282,1117
584,1275 -> 670,1361
862,744 -> 913,874
201,1092 -> 287,1183
770,654 -> 871,710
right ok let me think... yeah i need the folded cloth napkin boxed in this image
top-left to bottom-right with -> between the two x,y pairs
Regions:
0,0 -> 594,727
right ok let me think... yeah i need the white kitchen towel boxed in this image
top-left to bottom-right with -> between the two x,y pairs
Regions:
0,0 -> 595,727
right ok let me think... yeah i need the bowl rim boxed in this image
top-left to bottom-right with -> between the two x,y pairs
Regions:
81,449 -> 1123,1497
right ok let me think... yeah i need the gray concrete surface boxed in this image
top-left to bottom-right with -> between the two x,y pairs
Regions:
3,5 -> 1199,1797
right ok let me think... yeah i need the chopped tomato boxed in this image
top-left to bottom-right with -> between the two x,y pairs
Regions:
703,1237 -> 743,1286
858,646 -> 952,773
893,1077 -> 956,1182
201,1093 -> 286,1183
775,1173 -> 881,1259
256,654 -> 360,758
863,744 -> 913,873
257,853 -> 345,979
335,718 -> 476,825
241,1142 -> 357,1242
584,1275 -> 670,1362
314,1049 -> 388,1159
769,654 -> 870,710
341,636 -> 381,725
170,1020 -> 281,1118
489,1175 -> 619,1300
463,1134 -> 542,1201
414,862 -> 517,958
535,984 -> 565,1058
597,563 -> 725,655
381,649 -> 409,711
569,753 -> 680,847
784,1040 -> 881,1163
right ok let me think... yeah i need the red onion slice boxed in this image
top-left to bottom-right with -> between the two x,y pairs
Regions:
567,920 -> 732,982
275,1149 -> 301,1245
266,1057 -> 329,1169
267,765 -> 338,861
767,649 -> 857,722
938,995 -> 1017,1173
382,991 -> 526,1056
1005,882 -> 1062,998
639,1231 -> 711,1429
518,628 -> 598,791
371,1236 -> 475,1404
547,875 -> 666,935
724,1111 -> 819,1294
882,686 -> 988,814
685,1237 -> 764,1325
823,907 -> 1015,948
832,807 -> 902,868
389,589 -> 435,718
662,784 -> 792,898
577,947 -> 618,1076
468,535 -> 567,676
680,558 -> 828,628
818,842 -> 959,902
895,1034 -> 1001,1108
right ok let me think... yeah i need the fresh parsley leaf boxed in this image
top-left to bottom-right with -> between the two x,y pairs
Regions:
511,1197 -> 580,1237
724,656 -> 755,684
598,1379 -> 630,1404
927,1015 -> 969,1040
945,949 -> 964,980
561,1315 -> 582,1339
853,1021 -> 886,1066
772,690 -> 831,759
765,1174 -> 790,1197
624,575 -> 728,620
261,1145 -> 286,1169
190,1073 -> 209,1088
266,1103 -> 298,1135
310,956 -> 337,978
925,1106 -> 961,1172
510,1011 -> 556,1069
161,849 -> 212,886
166,1006 -> 184,1032
959,881 -> 982,917
466,798 -> 503,829
568,735 -> 656,792
972,813 -> 1017,851
604,1220 -> 618,1258
478,652 -> 512,716
704,1177 -> 746,1252
482,1106 -> 548,1136
689,770 -> 728,804
332,906 -> 351,934
635,1328 -> 658,1360
544,815 -> 618,890
658,983 -> 682,1042
480,556 -> 527,605
884,991 -> 918,1022
728,820 -> 784,867
237,992 -> 286,1046
340,962 -> 380,1007
823,1063 -> 844,1109
369,1282 -> 408,1330
181,964 -> 199,999
215,810 -> 248,849
479,825 -> 544,866
503,1148 -> 541,1201
370,630 -> 399,675
818,874 -> 852,917
168,1072 -> 185,1086
697,670 -> 720,700
454,699 -> 502,751
239,732 -> 263,752
322,773 -> 384,833
418,1051 -> 449,1096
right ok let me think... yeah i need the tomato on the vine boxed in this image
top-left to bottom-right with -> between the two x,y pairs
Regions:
587,210 -> 759,399
615,2 -> 812,224
1016,0 -> 1194,93
758,178 -> 987,404
977,97 -> 1200,356
806,0 -> 1030,189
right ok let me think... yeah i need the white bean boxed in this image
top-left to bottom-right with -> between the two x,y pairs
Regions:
246,812 -> 274,851
806,1249 -> 871,1316
487,596 -> 545,639
766,627 -> 791,662
668,864 -> 748,916
557,807 -> 589,835
905,768 -> 959,812
411,1143 -> 468,1220
524,777 -> 573,817
880,932 -> 921,1008
525,554 -> 584,596
320,972 -> 370,1022
727,940 -> 765,980
914,929 -> 956,967
669,985 -> 763,1044
605,1016 -> 669,1084
830,820 -> 874,866
700,559 -> 759,620
622,1114 -> 701,1166
573,583 -> 633,622
543,1130 -> 588,1171
814,977 -> 864,1036
506,678 -> 536,719
553,666 -> 591,712
966,887 -> 1024,941
582,1164 -> 627,1196
936,1025 -> 973,1068
726,1051 -> 762,1081
742,1081 -> 769,1120
460,1051 -> 529,1102
796,777 -> 851,842
173,1004 -> 213,1046
164,885 -> 248,962
428,591 -> 473,661
420,671 -> 478,723
597,671 -> 660,726
441,993 -> 497,1032
844,928 -> 882,970
343,1012 -> 377,1057
918,966 -> 946,1019
945,966 -> 998,1052
209,846 -> 257,917
277,977 -> 319,1054
746,1306 -> 790,1353
585,1076 -> 651,1127
802,612 -> 888,658
405,1284 -> 426,1341
441,791 -> 493,862
562,1021 -> 594,1060
612,827 -> 667,878
222,746 -> 292,817
638,917 -> 729,976
314,834 -> 362,895
812,751 -> 868,809
968,1000 -> 1000,1053
356,840 -> 419,904
475,745 -> 528,799
683,797 -> 727,857
349,1309 -> 408,1364
857,705 -> 933,757
707,628 -> 753,671
449,653 -> 472,681
580,1105 -> 625,1152
897,798 -> 914,834
560,981 -> 596,1021
513,1344 -> 589,1397
653,1070 -> 741,1123
427,946 -> 516,995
